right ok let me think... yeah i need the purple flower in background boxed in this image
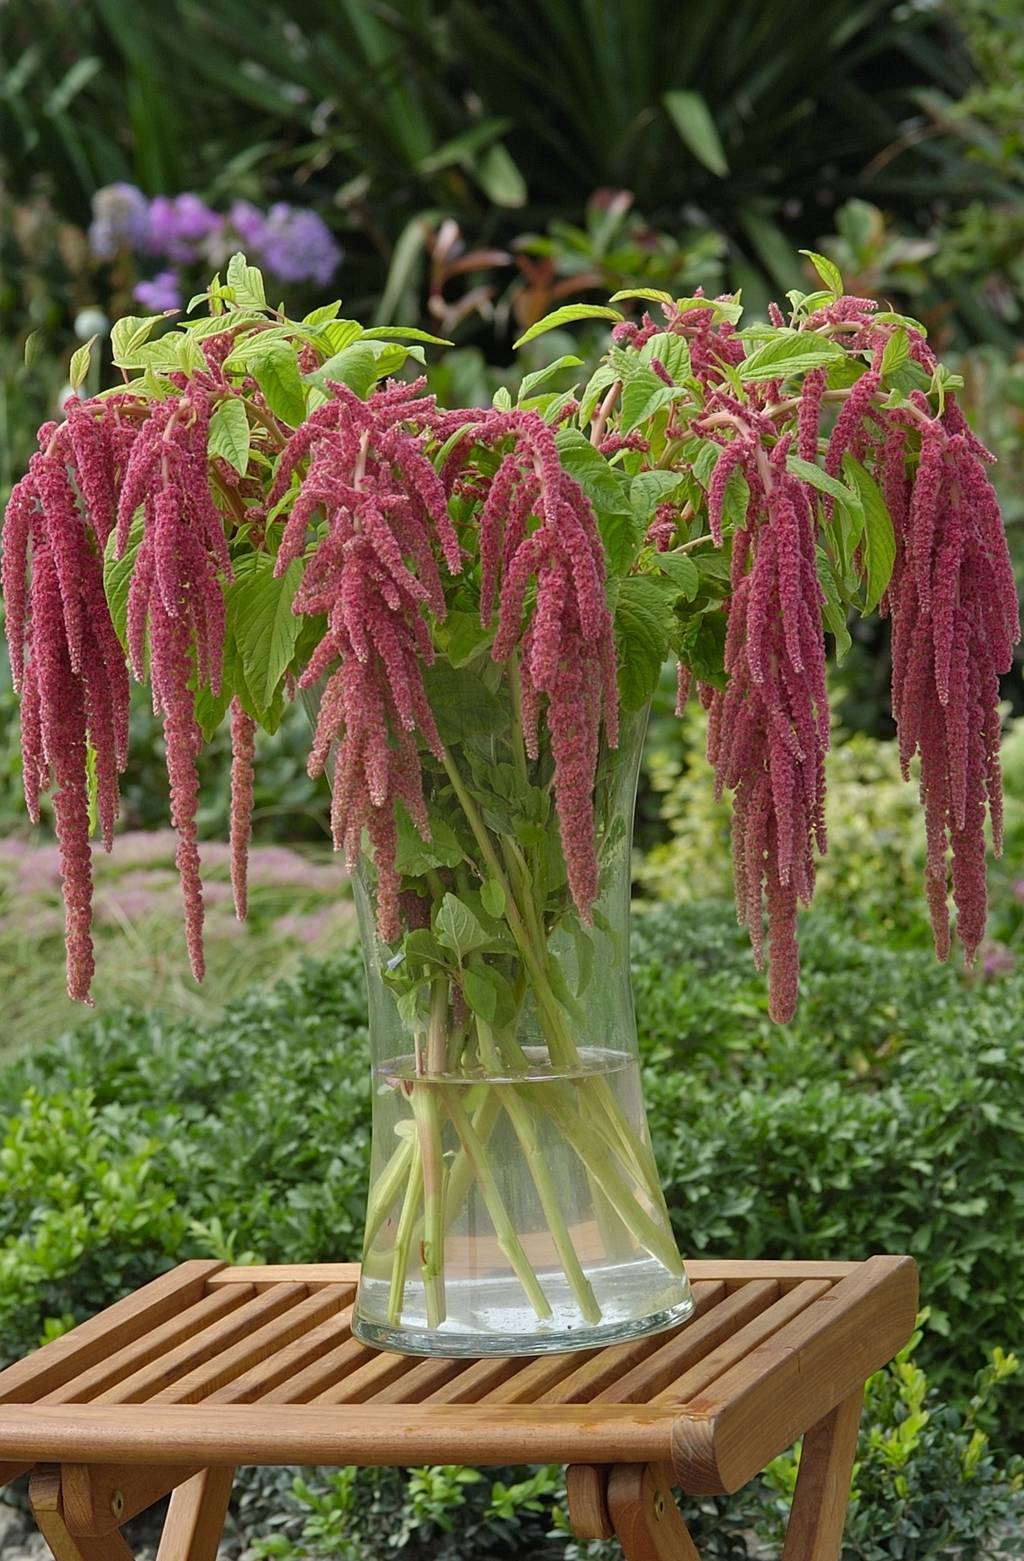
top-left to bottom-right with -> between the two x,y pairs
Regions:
88,183 -> 150,259
147,194 -> 223,263
228,200 -> 269,252
133,271 -> 182,312
981,942 -> 1015,979
253,203 -> 342,286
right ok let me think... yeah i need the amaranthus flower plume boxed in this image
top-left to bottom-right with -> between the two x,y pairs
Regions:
1,260 -> 1016,1021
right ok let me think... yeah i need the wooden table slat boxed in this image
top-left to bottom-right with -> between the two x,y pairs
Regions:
92,1284 -> 308,1406
0,1262 -> 226,1405
655,1279 -> 832,1407
153,1286 -> 351,1406
539,1280 -> 728,1406
41,1286 -> 256,1407
259,1333 -> 370,1405
582,1281 -> 779,1407
211,1303 -> 357,1406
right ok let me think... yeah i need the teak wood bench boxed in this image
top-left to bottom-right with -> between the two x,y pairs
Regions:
0,1254 -> 917,1561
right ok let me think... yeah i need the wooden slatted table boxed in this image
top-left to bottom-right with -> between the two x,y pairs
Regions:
0,1255 -> 917,1561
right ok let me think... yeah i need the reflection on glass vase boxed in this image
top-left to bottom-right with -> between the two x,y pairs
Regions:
348,697 -> 693,1357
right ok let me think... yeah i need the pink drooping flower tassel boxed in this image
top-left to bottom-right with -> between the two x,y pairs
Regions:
229,699 -> 257,920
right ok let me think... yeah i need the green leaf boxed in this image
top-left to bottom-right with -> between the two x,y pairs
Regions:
102,510 -> 145,649
303,302 -> 342,326
842,455 -> 896,613
225,253 -> 267,310
739,330 -> 845,383
639,331 -> 690,381
68,336 -> 95,392
480,879 -> 506,919
554,430 -> 637,574
518,356 -> 583,401
461,964 -> 498,1022
310,341 -> 378,399
554,429 -> 630,513
655,552 -> 700,600
422,663 -> 505,745
663,90 -> 729,177
578,363 -> 618,426
474,141 -> 527,208
23,329 -> 42,369
513,304 -> 623,350
227,552 -> 303,709
630,470 -> 686,520
320,319 -> 363,354
395,807 -> 464,875
492,385 -> 513,411
207,398 -> 251,477
360,326 -> 452,346
461,963 -> 516,1026
249,341 -> 306,426
786,456 -> 863,509
880,329 -> 910,379
435,894 -> 492,960
822,593 -> 853,662
799,249 -> 844,295
619,370 -> 680,434
614,576 -> 677,709
676,295 -> 744,325
437,611 -> 494,669
608,288 -> 674,307
110,314 -> 160,368
677,608 -> 728,688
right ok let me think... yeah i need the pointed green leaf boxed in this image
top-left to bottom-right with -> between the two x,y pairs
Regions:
68,336 -> 95,392
655,551 -> 700,600
842,455 -> 896,612
361,325 -> 452,346
225,253 -> 267,310
250,341 -> 306,425
102,509 -> 145,649
207,397 -> 251,477
513,304 -> 623,350
608,287 -> 674,307
480,879 -> 506,919
799,249 -> 844,295
663,90 -> 729,176
110,314 -> 161,368
518,355 -> 583,400
227,552 -> 303,708
740,330 -> 845,383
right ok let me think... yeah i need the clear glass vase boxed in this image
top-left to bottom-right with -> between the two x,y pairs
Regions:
348,685 -> 693,1357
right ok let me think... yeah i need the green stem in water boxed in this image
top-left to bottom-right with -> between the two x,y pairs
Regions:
528,1085 -> 683,1276
477,1019 -> 601,1326
363,1133 -> 415,1257
441,1086 -> 552,1321
387,1147 -> 424,1325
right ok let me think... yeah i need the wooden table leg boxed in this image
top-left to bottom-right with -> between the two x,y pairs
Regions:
783,1387 -> 864,1561
607,1463 -> 702,1561
29,1468 -> 134,1561
155,1466 -> 235,1561
566,1463 -> 615,1540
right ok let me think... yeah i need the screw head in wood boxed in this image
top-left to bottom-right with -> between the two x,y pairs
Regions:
111,1489 -> 125,1518
654,1492 -> 665,1519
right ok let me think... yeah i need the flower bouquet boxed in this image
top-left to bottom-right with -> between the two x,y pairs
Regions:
3,253 -> 1016,1354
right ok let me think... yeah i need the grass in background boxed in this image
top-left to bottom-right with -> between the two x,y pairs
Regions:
0,832 -> 354,1062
